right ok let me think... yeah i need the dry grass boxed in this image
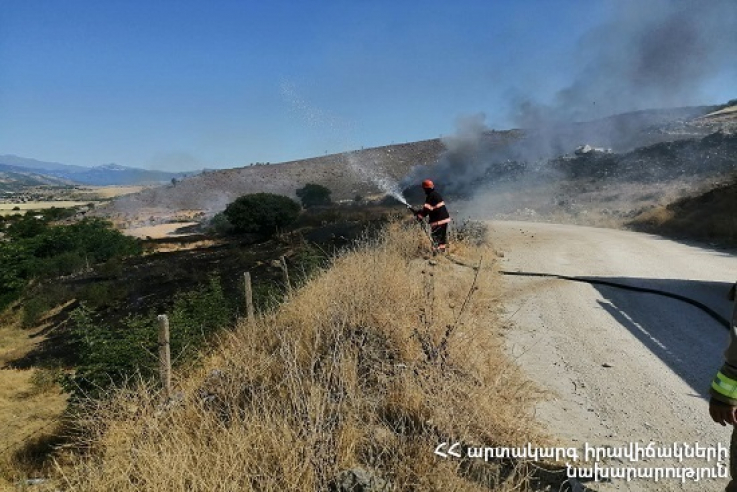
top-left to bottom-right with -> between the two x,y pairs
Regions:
124,222 -> 200,240
628,177 -> 737,246
0,202 -> 91,216
54,223 -> 547,491
71,186 -> 148,200
0,313 -> 68,491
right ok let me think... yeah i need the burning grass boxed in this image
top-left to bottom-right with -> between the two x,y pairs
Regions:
52,222 -> 547,491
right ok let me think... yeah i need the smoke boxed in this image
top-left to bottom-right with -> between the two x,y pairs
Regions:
403,0 -> 737,216
516,0 -> 737,125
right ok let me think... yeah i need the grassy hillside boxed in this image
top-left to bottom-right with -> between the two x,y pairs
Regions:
49,223 -> 550,491
98,139 -> 446,221
629,174 -> 737,247
0,167 -> 74,191
92,105 -> 735,229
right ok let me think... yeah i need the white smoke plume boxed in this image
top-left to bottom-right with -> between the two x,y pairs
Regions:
404,0 -> 737,208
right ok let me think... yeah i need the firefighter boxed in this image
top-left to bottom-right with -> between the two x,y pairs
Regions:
709,282 -> 737,492
413,179 -> 451,254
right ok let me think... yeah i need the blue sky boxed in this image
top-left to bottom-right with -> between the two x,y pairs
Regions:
1,1 -> 734,171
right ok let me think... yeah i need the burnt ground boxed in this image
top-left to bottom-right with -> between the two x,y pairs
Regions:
6,205 -> 400,370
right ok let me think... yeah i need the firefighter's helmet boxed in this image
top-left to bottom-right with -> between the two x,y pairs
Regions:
422,179 -> 434,189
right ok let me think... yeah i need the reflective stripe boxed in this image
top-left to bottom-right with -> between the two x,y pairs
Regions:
424,201 -> 446,211
712,371 -> 737,399
430,218 -> 451,226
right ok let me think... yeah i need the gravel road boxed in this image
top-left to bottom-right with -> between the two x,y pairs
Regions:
490,221 -> 737,491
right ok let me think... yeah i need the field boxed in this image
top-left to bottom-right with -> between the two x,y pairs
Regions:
124,222 -> 200,239
0,185 -> 149,216
0,202 -> 90,216
68,185 -> 148,200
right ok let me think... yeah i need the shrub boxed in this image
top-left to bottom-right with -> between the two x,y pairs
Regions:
63,305 -> 158,399
77,281 -> 129,310
0,217 -> 142,316
453,220 -> 489,246
169,277 -> 233,362
41,206 -> 77,221
296,183 -> 332,208
223,193 -> 300,236
209,212 -> 234,234
65,277 -> 234,399
29,367 -> 64,394
6,215 -> 47,239
22,297 -> 50,328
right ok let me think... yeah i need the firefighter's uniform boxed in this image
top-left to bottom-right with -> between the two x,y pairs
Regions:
416,183 -> 450,253
710,284 -> 737,491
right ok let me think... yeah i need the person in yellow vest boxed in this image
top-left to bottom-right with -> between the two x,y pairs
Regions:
709,283 -> 737,492
413,179 -> 451,254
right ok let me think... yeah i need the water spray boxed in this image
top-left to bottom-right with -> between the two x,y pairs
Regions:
281,83 -> 413,208
372,174 -> 410,207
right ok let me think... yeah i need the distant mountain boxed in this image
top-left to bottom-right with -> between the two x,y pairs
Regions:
0,164 -> 75,191
0,155 -> 194,186
0,155 -> 88,173
48,164 -> 192,186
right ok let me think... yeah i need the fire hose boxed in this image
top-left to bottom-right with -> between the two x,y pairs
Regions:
404,207 -> 730,330
498,270 -> 731,329
407,205 -> 436,244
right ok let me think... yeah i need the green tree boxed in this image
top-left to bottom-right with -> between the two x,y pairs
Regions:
296,183 -> 332,208
6,215 -> 47,239
223,193 -> 300,235
0,218 -> 141,310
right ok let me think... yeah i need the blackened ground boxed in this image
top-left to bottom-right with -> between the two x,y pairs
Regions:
6,205 -> 400,370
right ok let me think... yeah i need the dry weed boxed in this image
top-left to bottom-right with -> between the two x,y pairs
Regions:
55,222 -> 547,491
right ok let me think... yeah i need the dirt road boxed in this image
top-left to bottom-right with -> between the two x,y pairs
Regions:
491,221 -> 737,491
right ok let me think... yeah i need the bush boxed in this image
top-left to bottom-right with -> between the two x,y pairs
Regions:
63,305 -> 158,399
223,193 -> 300,236
209,212 -> 234,234
296,183 -> 332,208
6,215 -> 47,239
22,297 -> 50,328
77,281 -> 129,310
453,220 -> 489,246
41,206 -> 77,221
64,277 -> 234,399
0,218 -> 141,310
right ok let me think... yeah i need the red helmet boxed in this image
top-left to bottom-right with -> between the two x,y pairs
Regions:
421,179 -> 434,189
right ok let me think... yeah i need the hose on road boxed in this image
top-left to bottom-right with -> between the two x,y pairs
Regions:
499,270 -> 731,329
444,254 -> 731,329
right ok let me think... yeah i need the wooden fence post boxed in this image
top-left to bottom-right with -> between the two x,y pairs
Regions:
157,314 -> 172,399
244,272 -> 255,324
280,256 -> 292,300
